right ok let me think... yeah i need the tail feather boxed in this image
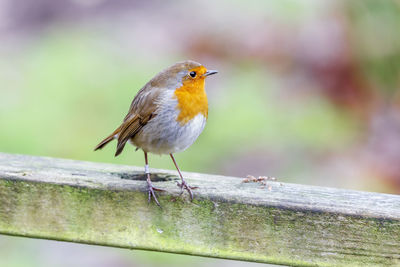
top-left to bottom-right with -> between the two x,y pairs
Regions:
94,127 -> 120,151
115,141 -> 127,157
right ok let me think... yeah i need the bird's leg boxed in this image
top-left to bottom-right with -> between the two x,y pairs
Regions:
144,152 -> 163,207
170,154 -> 198,201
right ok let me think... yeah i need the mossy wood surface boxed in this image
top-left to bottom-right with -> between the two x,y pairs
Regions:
0,153 -> 399,266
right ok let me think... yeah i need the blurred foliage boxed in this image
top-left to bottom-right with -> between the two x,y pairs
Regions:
348,0 -> 400,96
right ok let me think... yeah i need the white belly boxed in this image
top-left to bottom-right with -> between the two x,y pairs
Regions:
131,97 -> 207,154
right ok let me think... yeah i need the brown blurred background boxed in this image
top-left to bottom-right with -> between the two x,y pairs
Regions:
1,0 -> 400,266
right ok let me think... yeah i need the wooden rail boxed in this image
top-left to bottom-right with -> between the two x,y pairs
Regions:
0,153 -> 399,266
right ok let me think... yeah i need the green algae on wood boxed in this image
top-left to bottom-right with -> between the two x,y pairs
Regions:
0,153 -> 400,266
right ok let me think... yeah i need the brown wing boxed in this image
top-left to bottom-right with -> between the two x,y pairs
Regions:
95,61 -> 189,155
114,85 -> 163,156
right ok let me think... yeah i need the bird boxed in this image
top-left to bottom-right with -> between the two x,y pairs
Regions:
94,60 -> 217,206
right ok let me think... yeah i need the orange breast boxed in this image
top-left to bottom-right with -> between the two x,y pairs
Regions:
174,77 -> 208,125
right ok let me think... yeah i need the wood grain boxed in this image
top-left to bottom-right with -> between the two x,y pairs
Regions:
0,153 -> 399,266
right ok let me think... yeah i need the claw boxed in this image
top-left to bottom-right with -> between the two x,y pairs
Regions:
177,180 -> 198,201
169,154 -> 198,201
147,180 -> 164,207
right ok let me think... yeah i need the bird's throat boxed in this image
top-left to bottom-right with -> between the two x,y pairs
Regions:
174,78 -> 208,125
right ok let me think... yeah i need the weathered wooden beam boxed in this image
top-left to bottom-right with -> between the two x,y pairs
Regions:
0,152 -> 399,266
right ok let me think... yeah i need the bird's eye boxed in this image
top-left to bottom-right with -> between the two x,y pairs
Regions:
189,71 -> 196,78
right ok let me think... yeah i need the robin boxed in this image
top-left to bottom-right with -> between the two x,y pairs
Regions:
94,60 -> 217,206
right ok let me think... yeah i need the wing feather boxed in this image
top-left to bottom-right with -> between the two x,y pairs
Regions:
114,86 -> 163,156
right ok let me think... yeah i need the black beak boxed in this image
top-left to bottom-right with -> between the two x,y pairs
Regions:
204,70 -> 218,77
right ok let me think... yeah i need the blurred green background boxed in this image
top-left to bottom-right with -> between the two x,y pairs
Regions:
1,0 -> 400,266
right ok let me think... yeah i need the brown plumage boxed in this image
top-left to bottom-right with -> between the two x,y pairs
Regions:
94,60 -> 217,206
94,61 -> 202,156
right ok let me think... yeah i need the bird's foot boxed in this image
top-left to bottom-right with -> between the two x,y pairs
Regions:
147,180 -> 164,207
177,179 -> 198,201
